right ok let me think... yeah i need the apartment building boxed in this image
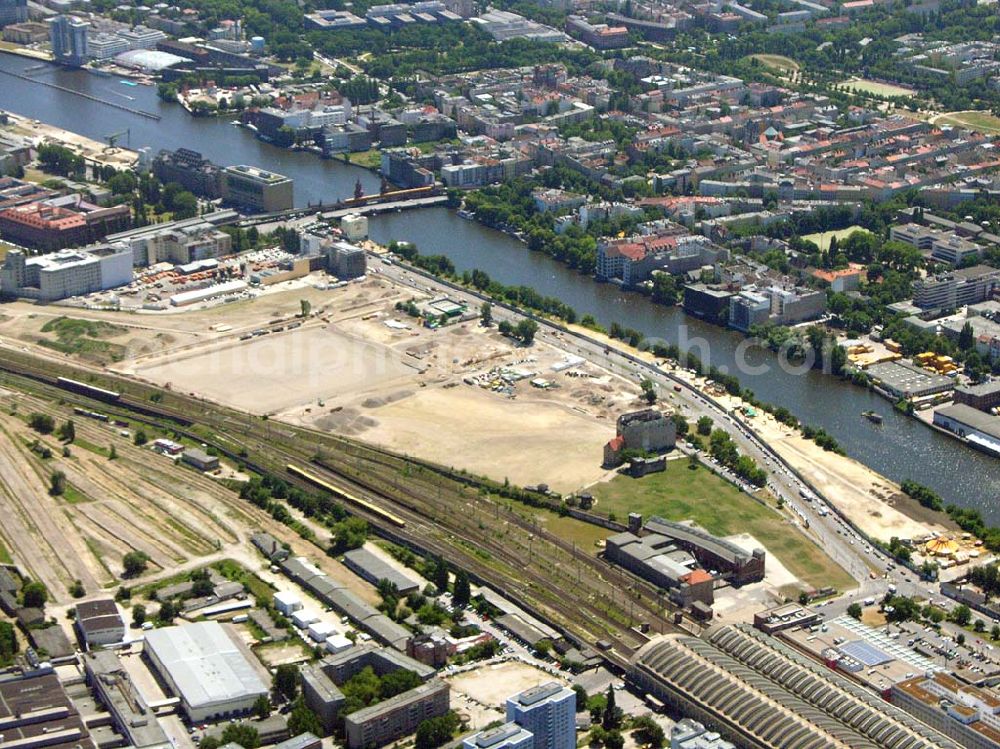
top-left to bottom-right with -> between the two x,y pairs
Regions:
506,683 -> 576,749
913,266 -> 1000,310
344,680 -> 449,749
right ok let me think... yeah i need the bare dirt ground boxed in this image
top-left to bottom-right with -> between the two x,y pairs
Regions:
709,388 -> 949,543
447,661 -> 569,710
95,277 -> 645,493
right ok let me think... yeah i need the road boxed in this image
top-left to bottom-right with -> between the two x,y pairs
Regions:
373,256 -> 934,605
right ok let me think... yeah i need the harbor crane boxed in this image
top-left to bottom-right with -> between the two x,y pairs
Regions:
104,129 -> 130,148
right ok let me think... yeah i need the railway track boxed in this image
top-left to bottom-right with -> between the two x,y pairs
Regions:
0,351 -> 681,665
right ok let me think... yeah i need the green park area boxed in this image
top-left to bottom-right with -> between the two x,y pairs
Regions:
749,54 -> 799,74
588,461 -> 855,592
936,111 -> 1000,135
802,225 -> 871,252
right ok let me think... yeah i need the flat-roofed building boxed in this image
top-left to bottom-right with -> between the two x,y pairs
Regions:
0,668 -> 95,749
83,650 -> 171,749
0,199 -> 130,251
222,165 -> 293,213
464,723 -> 534,749
506,683 -> 575,749
344,679 -> 449,749
955,381 -> 1000,413
892,672 -> 1000,749
341,548 -> 419,595
914,266 -> 1000,310
143,622 -> 269,722
0,245 -> 132,301
934,403 -> 1000,457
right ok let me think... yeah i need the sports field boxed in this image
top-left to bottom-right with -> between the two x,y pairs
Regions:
802,226 -> 871,252
840,78 -> 915,98
934,110 -> 1000,135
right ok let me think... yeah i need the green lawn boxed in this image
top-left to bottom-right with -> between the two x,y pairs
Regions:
38,317 -> 127,364
60,483 -> 92,504
936,111 -> 1000,135
0,538 -> 12,565
802,225 -> 871,252
589,462 -> 854,592
749,54 -> 799,73
532,508 -> 613,551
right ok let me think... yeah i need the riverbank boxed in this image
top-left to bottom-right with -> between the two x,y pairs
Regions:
2,111 -> 138,168
0,41 -> 52,62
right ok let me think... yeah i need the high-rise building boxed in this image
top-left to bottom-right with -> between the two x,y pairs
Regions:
49,14 -> 89,66
0,0 -> 28,28
506,683 -> 576,749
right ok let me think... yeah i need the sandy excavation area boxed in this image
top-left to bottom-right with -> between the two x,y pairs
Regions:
3,275 -> 658,495
130,324 -> 421,413
711,389 -> 949,542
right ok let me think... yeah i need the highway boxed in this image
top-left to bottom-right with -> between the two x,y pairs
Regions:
373,255 -> 942,607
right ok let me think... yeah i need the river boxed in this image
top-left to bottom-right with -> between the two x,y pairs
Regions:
3,52 -> 999,520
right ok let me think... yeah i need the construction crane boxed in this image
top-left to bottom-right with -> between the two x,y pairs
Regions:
104,129 -> 130,148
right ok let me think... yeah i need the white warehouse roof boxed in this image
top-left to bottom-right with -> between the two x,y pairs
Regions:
144,622 -> 268,711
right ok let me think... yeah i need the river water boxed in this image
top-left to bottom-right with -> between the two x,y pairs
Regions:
3,53 -> 999,520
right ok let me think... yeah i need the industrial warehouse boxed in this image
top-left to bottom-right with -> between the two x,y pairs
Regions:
143,621 -> 270,722
629,625 -> 960,749
604,516 -> 765,608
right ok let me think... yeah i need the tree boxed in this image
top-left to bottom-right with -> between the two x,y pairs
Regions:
109,444 -> 117,460
604,731 -> 625,749
274,663 -> 299,702
132,604 -> 147,627
959,321 -> 975,352
29,413 -> 54,434
631,716 -> 664,749
847,602 -> 862,620
957,632 -> 967,646
975,618 -> 986,633
671,413 -> 688,437
573,684 -> 588,712
515,318 -> 538,345
991,624 -> 1000,641
69,579 -> 85,598
22,581 -> 47,609
415,712 -> 460,749
640,378 -> 657,405
300,299 -> 311,318
122,551 -> 149,578
218,723 -> 259,749
0,621 -> 17,665
327,517 -> 368,555
287,700 -> 322,736
133,430 -> 148,446
49,470 -> 66,497
253,695 -> 272,719
696,416 -> 713,436
157,600 -> 177,623
952,603 -> 972,627
59,420 -> 76,443
602,685 -> 621,731
453,570 -> 471,608
432,557 -> 449,593
480,301 -> 493,326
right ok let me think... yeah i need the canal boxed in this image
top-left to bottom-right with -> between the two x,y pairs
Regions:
2,53 -> 999,520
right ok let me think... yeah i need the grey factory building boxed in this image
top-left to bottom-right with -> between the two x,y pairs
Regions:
629,624 -> 959,749
865,360 -> 955,400
84,650 -> 172,749
276,556 -> 410,650
0,667 -> 96,749
604,531 -> 716,607
933,403 -> 1000,457
143,622 -> 269,722
341,548 -> 420,595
